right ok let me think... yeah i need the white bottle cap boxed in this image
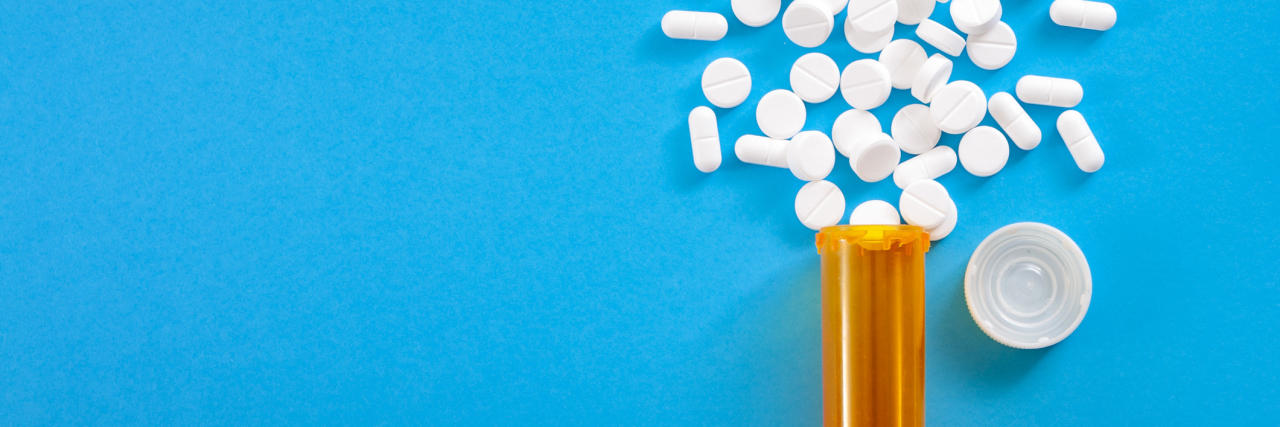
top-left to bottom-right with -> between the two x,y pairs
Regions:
965,222 -> 1092,349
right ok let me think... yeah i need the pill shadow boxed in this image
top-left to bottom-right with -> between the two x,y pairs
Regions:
636,24 -> 716,66
933,263 -> 1050,388
1029,16 -> 1105,53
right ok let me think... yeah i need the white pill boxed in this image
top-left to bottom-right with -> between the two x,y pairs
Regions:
843,16 -> 894,54
701,58 -> 752,109
899,179 -> 952,229
911,54 -> 953,104
735,135 -> 791,168
796,180 -> 846,231
849,200 -> 901,225
896,0 -> 937,25
790,53 -> 841,104
892,104 -> 941,155
893,145 -> 957,189
1057,110 -> 1105,173
662,11 -> 729,41
1050,0 -> 1117,32
916,19 -> 966,57
788,131 -> 837,181
949,0 -> 1002,35
757,90 -> 807,139
840,59 -> 892,111
930,81 -> 987,134
831,109 -> 882,158
783,1 -> 835,48
846,0 -> 899,35
688,107 -> 722,173
732,0 -> 782,27
988,92 -> 1042,150
1016,76 -> 1084,108
879,39 -> 928,90
966,21 -> 1017,70
925,199 -> 958,241
846,132 -> 901,183
958,126 -> 1009,177
815,0 -> 850,15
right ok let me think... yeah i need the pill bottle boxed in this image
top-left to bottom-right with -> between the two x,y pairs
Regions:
816,225 -> 929,427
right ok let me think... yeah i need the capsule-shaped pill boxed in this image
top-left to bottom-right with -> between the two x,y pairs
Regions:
1016,76 -> 1084,108
1057,111 -> 1104,173
662,11 -> 729,41
735,135 -> 790,168
688,107 -> 722,173
893,145 -> 957,189
1050,0 -> 1117,32
988,92 -> 1042,150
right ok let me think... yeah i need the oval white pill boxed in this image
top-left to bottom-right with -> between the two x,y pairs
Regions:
892,104 -> 941,155
958,126 -> 1009,177
790,53 -> 841,104
1050,0 -> 1116,32
916,18 -> 967,57
662,11 -> 729,41
735,135 -> 791,168
911,54 -> 953,104
788,131 -> 837,181
988,92 -> 1041,150
950,0 -> 1002,35
847,0 -> 899,35
689,107 -> 722,173
879,39 -> 928,90
1057,110 -> 1105,173
966,21 -> 1017,70
926,199 -> 958,241
757,90 -> 807,139
701,58 -> 752,109
930,81 -> 987,134
840,59 -> 892,111
846,132 -> 901,183
896,0 -> 937,25
899,179 -> 952,229
849,200 -> 901,225
893,145 -> 957,189
783,1 -> 835,48
1016,76 -> 1084,108
796,180 -> 846,231
831,109 -> 882,158
843,16 -> 894,54
732,0 -> 782,27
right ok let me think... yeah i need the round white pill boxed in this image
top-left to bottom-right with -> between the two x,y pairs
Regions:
987,92 -> 1041,150
949,0 -> 1002,35
757,90 -> 807,139
896,0 -> 937,25
831,109 -> 882,158
662,11 -> 730,41
915,18 -> 967,57
1016,76 -> 1084,108
893,145 -> 957,189
843,16 -> 894,54
790,53 -> 841,104
814,0 -> 850,15
840,59 -> 892,111
732,0 -> 782,27
735,135 -> 791,168
688,107 -> 722,173
849,200 -> 901,225
1057,110 -> 1105,173
879,39 -> 928,90
892,104 -> 941,155
796,180 -> 846,231
1050,0 -> 1116,32
783,1 -> 835,48
847,0 -> 899,35
958,126 -> 1009,177
911,54 -> 953,104
788,131 -> 837,181
966,21 -> 1017,70
899,179 -> 952,229
846,132 -> 901,183
930,81 -> 987,135
701,58 -> 752,109
925,199 -> 958,241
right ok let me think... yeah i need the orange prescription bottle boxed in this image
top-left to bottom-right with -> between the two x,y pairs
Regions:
816,225 -> 930,427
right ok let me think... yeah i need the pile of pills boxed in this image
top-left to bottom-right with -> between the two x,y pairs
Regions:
669,0 -> 1115,240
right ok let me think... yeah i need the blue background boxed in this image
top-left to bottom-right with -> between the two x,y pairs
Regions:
1,0 -> 1277,425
